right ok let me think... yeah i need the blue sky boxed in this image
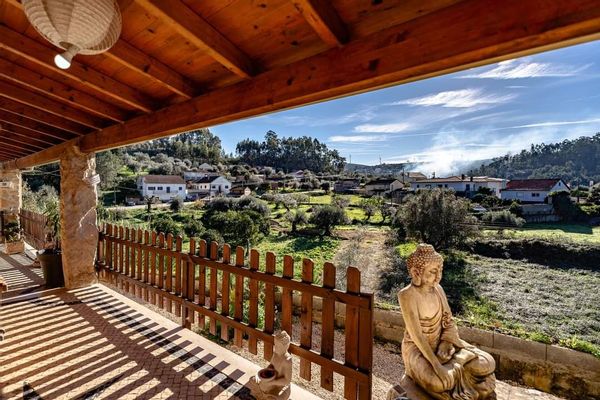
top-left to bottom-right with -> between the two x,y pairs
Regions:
211,40 -> 600,175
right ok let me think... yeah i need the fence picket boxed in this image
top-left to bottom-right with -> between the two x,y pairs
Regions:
220,244 -> 231,342
197,240 -> 207,330
281,255 -> 294,337
264,252 -> 276,361
165,233 -> 174,313
174,235 -> 183,318
321,262 -> 336,391
233,246 -> 245,347
209,241 -> 218,336
300,259 -> 314,381
248,249 -> 259,354
344,267 -> 361,399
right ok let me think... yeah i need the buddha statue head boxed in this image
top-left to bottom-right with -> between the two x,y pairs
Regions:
406,244 -> 443,287
273,330 -> 291,355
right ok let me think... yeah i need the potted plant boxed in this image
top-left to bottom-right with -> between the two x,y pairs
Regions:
3,220 -> 25,255
38,199 -> 64,287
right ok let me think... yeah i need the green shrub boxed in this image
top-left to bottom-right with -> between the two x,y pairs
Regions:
481,210 -> 525,227
183,218 -> 204,237
169,196 -> 184,213
309,205 -> 348,236
150,215 -> 183,237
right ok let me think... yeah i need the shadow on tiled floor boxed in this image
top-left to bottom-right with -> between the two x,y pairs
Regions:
0,285 -> 262,399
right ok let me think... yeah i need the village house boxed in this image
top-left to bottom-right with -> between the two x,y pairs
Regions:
334,179 -> 360,194
399,171 -> 427,184
411,175 -> 507,198
500,178 -> 570,203
137,175 -> 187,202
187,175 -> 232,198
365,178 -> 403,196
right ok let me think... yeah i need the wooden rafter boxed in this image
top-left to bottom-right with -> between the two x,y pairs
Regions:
0,138 -> 35,154
292,0 -> 349,47
0,116 -> 70,144
0,80 -> 107,129
106,41 -> 198,100
135,0 -> 255,78
0,98 -> 90,136
0,57 -> 128,123
0,130 -> 46,151
0,25 -> 156,113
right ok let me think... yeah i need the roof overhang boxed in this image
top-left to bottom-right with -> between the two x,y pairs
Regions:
1,0 -> 600,170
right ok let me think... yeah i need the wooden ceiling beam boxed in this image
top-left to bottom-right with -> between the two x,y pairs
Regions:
0,57 -> 129,123
0,24 -> 156,113
0,98 -> 90,136
106,40 -> 198,100
292,0 -> 349,47
0,80 -> 106,130
0,149 -> 26,160
136,0 -> 255,78
5,0 -> 600,169
0,138 -> 36,154
0,130 -> 46,151
0,118 -> 68,145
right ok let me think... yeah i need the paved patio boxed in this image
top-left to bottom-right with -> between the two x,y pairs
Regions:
0,280 -> 319,400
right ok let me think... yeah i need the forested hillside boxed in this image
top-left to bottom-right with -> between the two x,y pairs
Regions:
469,133 -> 600,185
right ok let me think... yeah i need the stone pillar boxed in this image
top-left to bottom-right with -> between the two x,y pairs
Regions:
60,145 -> 98,289
0,169 -> 22,226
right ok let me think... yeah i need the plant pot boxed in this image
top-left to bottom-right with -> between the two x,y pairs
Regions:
38,251 -> 64,288
4,239 -> 25,255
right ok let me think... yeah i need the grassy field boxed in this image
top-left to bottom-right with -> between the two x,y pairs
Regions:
462,254 -> 600,356
483,223 -> 600,244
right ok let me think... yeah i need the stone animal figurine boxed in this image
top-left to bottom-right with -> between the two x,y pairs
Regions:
248,331 -> 293,400
394,244 -> 496,400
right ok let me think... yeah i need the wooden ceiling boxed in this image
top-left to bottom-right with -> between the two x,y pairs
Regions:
1,0 -> 600,168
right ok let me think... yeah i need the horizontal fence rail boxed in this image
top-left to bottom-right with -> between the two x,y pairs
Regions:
96,223 -> 374,400
19,210 -> 47,250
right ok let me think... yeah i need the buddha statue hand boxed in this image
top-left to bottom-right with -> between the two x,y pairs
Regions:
436,341 -> 456,364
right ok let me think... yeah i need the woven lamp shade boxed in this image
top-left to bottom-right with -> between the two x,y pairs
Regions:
22,0 -> 121,56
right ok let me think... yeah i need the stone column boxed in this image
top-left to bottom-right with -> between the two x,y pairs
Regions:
0,169 -> 22,226
60,145 -> 98,289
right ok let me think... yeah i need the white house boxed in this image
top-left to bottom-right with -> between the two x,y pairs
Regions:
187,176 -> 232,198
500,178 -> 570,203
410,176 -> 507,198
365,178 -> 403,196
137,175 -> 187,202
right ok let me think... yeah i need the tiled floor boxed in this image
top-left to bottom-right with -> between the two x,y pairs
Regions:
0,251 -> 44,296
0,284 -> 319,399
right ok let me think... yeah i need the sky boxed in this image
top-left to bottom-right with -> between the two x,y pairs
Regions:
211,40 -> 600,176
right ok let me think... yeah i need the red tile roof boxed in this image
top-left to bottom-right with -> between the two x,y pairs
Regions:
141,175 -> 185,184
505,179 -> 565,191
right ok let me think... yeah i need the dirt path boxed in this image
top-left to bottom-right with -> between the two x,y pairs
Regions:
333,228 -> 393,297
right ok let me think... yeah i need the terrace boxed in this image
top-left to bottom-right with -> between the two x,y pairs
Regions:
1,1 -> 600,399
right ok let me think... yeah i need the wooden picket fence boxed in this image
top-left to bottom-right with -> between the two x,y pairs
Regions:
96,223 -> 373,399
19,210 -> 47,250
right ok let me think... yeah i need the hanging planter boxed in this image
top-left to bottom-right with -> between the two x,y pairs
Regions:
21,0 -> 122,69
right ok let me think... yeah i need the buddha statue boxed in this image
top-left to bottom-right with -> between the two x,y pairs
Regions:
396,244 -> 496,400
248,331 -> 292,400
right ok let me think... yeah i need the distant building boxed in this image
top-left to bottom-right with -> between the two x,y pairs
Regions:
229,186 -> 252,197
334,179 -> 360,193
399,171 -> 427,183
410,176 -> 507,198
137,175 -> 187,202
500,178 -> 570,203
187,176 -> 232,198
365,178 -> 403,196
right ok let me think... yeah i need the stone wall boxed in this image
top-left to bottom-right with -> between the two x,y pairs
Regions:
291,295 -> 600,400
0,169 -> 22,223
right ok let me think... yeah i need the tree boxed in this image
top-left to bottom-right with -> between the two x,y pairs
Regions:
310,205 -> 347,236
285,209 -> 308,233
150,215 -> 183,237
332,195 -> 350,209
588,184 -> 600,205
360,198 -> 380,222
380,205 -> 397,224
170,196 -> 184,213
96,150 -> 123,190
398,189 -> 479,249
145,195 -> 158,213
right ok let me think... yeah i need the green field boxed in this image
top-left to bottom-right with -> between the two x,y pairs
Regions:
483,223 -> 600,244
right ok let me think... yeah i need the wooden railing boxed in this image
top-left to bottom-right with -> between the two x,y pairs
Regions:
96,223 -> 373,400
19,210 -> 47,250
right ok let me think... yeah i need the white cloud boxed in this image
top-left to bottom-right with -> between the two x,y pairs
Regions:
461,59 -> 591,79
496,118 -> 600,130
353,122 -> 411,133
328,135 -> 389,143
265,106 -> 376,127
393,88 -> 515,108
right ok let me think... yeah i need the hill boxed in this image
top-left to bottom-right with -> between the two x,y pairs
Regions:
468,133 -> 600,186
345,162 -> 422,176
